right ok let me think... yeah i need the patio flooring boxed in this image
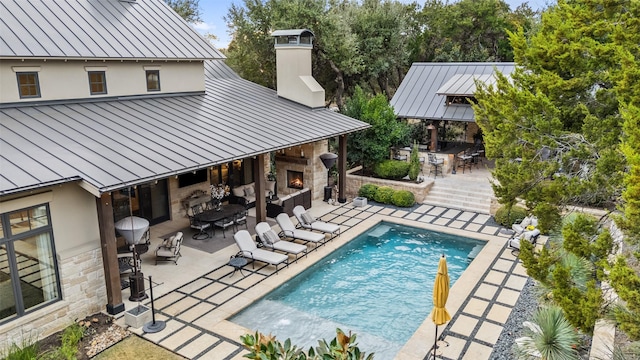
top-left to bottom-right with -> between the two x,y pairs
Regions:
114,185 -> 544,359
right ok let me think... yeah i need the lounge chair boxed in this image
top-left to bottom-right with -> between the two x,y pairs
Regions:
255,222 -> 307,260
234,230 -> 288,273
292,205 -> 341,237
275,213 -> 326,247
508,228 -> 541,255
512,215 -> 538,234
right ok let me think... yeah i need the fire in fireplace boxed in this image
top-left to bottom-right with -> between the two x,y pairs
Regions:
287,170 -> 304,189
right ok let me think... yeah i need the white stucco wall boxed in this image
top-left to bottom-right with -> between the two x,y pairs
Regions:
0,184 -> 106,350
0,60 -> 206,103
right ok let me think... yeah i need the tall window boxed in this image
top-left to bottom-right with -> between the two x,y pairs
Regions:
146,70 -> 160,91
88,71 -> 107,95
0,204 -> 61,323
16,72 -> 40,98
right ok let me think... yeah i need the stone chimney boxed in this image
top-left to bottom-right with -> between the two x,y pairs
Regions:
271,29 -> 325,108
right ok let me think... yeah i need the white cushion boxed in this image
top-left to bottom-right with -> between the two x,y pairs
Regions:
530,216 -> 538,227
279,194 -> 291,203
244,185 -> 255,197
232,186 -> 245,197
163,236 -> 175,248
520,216 -> 531,227
266,180 -> 276,193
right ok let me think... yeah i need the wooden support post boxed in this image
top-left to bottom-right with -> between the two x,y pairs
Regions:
338,135 -> 347,203
254,155 -> 266,223
96,193 -> 124,315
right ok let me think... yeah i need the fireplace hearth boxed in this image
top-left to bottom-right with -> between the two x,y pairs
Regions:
287,170 -> 304,189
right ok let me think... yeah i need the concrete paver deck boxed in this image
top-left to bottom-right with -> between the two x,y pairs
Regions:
113,197 -> 542,360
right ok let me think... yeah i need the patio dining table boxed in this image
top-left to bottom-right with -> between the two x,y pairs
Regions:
195,204 -> 245,236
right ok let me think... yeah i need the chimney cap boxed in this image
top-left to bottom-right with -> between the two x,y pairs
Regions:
271,29 -> 314,47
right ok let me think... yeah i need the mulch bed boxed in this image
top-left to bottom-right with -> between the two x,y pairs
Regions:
37,312 -> 129,359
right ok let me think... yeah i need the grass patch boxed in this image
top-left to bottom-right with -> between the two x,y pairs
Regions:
93,336 -> 186,359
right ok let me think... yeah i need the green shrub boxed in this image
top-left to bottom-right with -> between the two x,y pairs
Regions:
408,142 -> 421,181
373,186 -> 395,204
373,160 -> 410,180
391,190 -> 415,207
358,184 -> 379,199
1,331 -> 38,360
494,205 -> 527,226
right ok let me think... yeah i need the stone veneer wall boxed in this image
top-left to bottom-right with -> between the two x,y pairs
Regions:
274,140 -> 328,201
0,248 -> 106,350
345,166 -> 432,203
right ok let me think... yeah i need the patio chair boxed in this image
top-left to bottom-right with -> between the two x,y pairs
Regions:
234,207 -> 249,230
188,207 -> 210,240
155,231 -> 183,265
428,153 -> 444,178
214,215 -> 235,238
233,230 -> 289,273
275,213 -> 326,247
508,228 -> 541,256
255,222 -> 307,260
292,205 -> 341,237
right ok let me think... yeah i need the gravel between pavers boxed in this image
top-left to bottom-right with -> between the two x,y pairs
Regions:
490,277 -> 538,359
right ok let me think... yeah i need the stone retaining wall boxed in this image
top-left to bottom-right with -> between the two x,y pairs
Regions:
344,166 -> 432,203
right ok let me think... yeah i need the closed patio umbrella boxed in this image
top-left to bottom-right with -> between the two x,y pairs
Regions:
430,255 -> 451,359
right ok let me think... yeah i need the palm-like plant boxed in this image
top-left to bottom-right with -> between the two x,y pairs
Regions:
515,306 -> 580,360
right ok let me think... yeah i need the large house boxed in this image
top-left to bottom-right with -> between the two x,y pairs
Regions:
0,0 -> 367,344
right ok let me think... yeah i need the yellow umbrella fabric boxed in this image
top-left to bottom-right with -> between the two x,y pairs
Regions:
431,255 -> 451,325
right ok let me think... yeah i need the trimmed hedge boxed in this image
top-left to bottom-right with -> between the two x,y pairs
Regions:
374,160 -> 410,180
494,205 -> 528,226
391,190 -> 415,207
373,186 -> 395,204
358,184 -> 379,199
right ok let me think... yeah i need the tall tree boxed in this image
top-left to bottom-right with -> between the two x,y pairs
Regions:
474,0 -> 640,339
343,87 -> 409,173
224,0 -> 415,108
165,0 -> 202,23
411,0 -> 536,62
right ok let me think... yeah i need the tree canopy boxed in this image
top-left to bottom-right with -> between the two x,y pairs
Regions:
223,0 -> 536,108
474,0 -> 640,339
165,0 -> 202,23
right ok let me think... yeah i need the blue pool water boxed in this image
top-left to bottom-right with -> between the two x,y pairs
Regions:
230,222 -> 485,359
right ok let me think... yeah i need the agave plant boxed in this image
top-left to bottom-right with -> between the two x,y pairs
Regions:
312,328 -> 374,360
515,306 -> 580,360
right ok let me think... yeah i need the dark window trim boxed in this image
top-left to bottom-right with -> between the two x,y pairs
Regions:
0,203 -> 62,324
146,70 -> 160,92
16,72 -> 41,99
88,71 -> 107,95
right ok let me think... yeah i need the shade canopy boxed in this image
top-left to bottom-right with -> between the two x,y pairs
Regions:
114,216 -> 150,245
430,255 -> 452,325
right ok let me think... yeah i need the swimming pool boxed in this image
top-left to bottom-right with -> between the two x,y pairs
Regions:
230,222 -> 485,359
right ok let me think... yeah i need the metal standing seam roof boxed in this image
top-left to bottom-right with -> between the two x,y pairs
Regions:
390,62 -> 515,122
0,60 -> 370,196
0,0 -> 224,60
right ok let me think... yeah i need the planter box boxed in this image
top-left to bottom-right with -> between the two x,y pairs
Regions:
353,197 -> 367,207
124,305 -> 151,328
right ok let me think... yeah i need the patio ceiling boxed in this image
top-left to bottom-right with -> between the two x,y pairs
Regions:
0,60 -> 370,196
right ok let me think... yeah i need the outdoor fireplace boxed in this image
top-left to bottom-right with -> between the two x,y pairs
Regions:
287,170 -> 304,189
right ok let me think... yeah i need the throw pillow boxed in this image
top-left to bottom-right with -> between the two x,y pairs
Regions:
264,230 -> 279,244
232,187 -> 244,197
164,236 -> 175,248
301,212 -> 315,225
244,186 -> 255,197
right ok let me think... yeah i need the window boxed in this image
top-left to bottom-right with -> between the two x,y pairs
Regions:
16,72 -> 40,98
88,71 -> 107,95
146,70 -> 160,91
0,204 -> 61,323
